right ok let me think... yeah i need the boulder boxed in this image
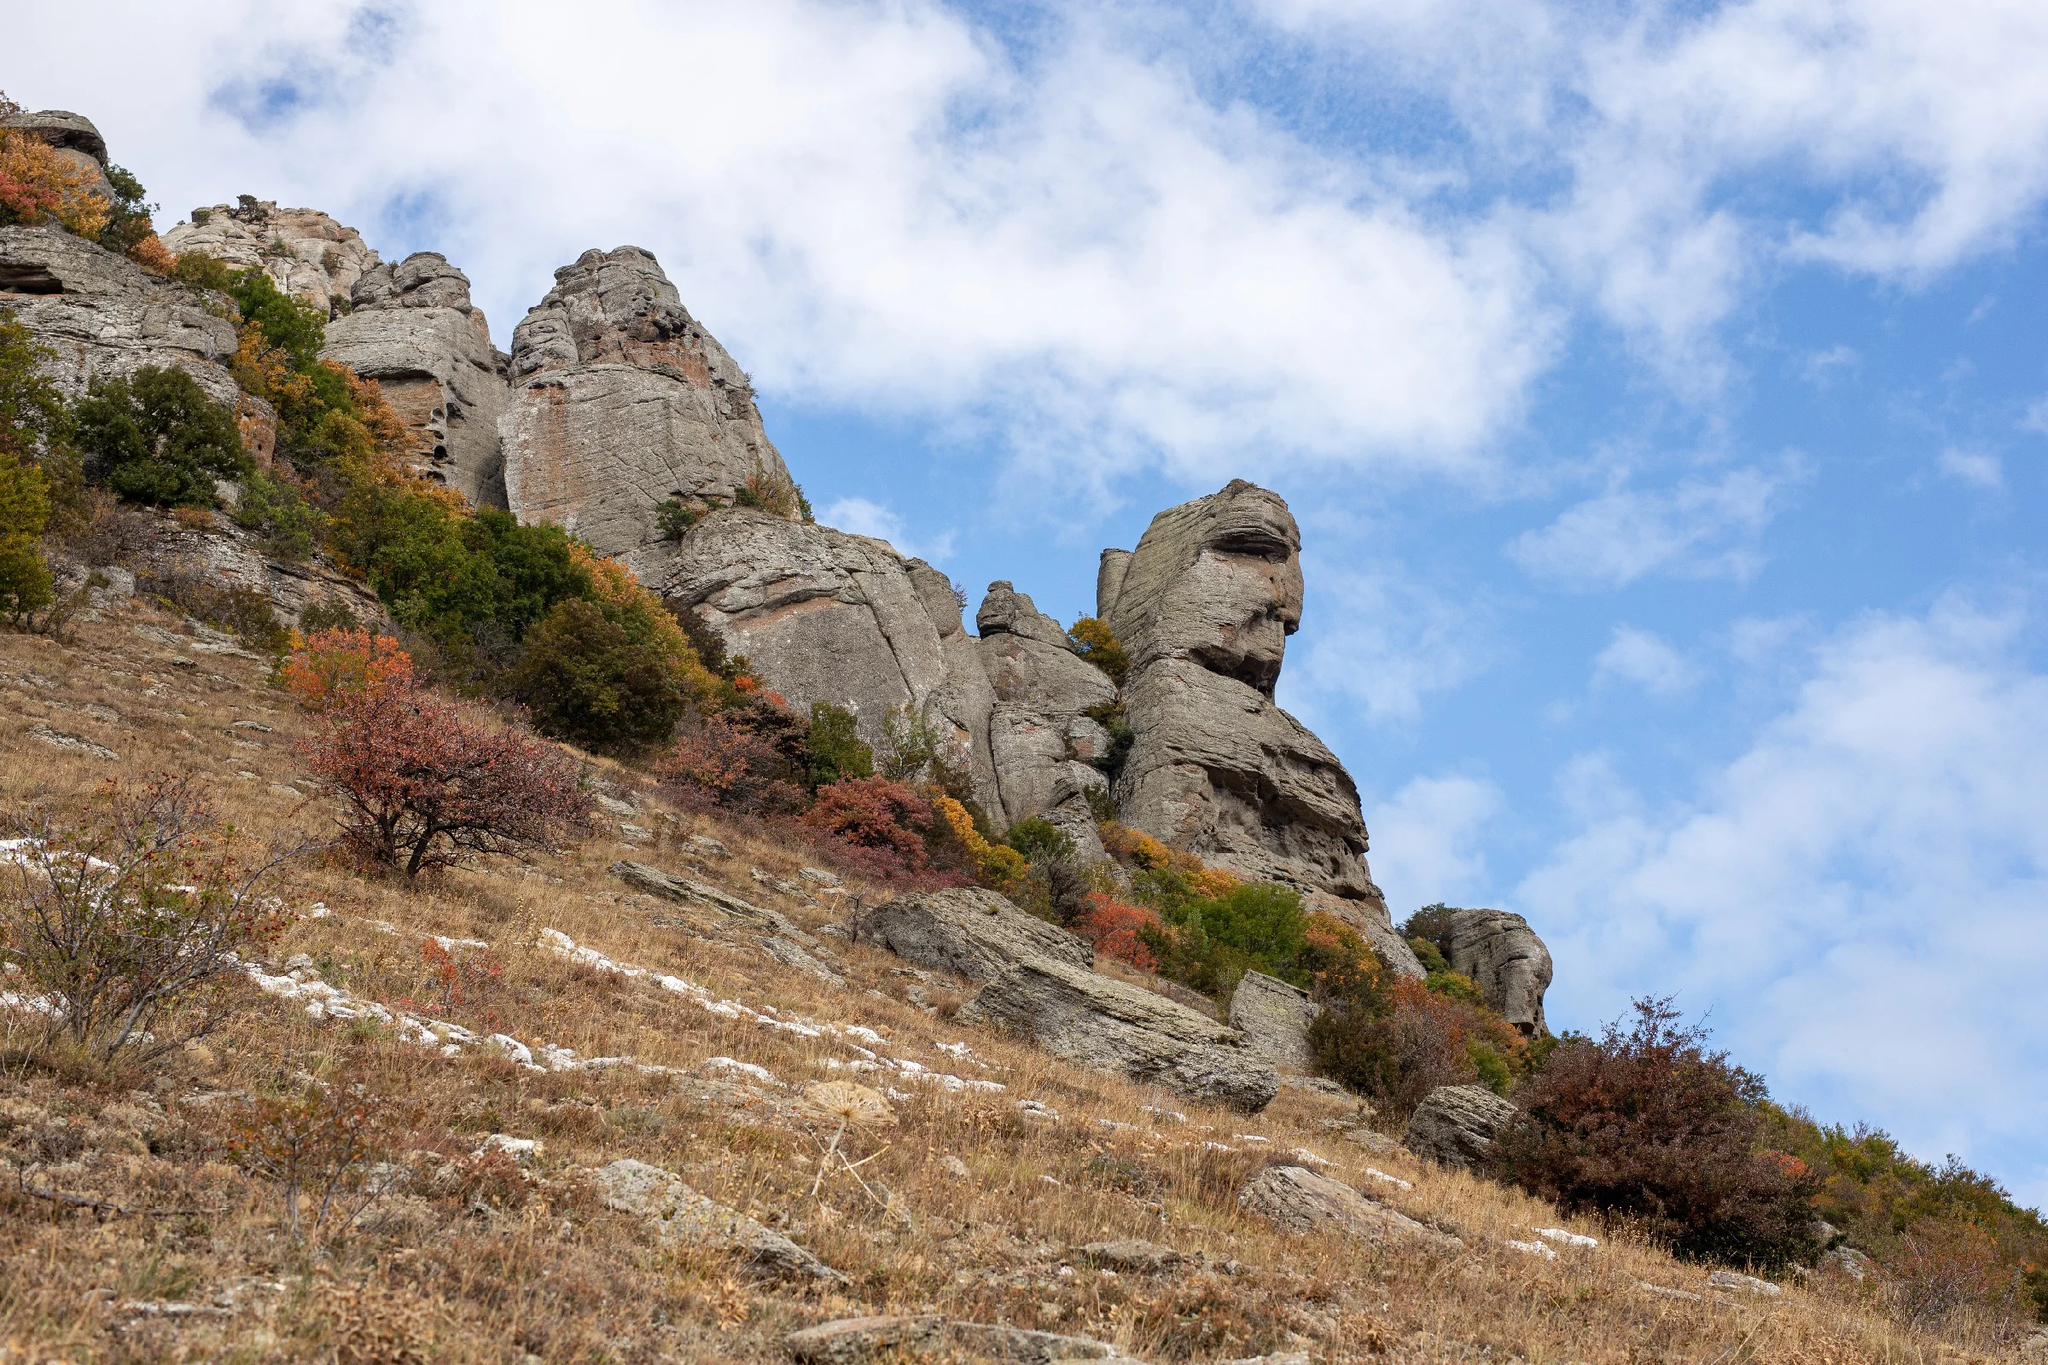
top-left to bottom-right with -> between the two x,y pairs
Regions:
786,1317 -> 946,1364
1403,1084 -> 1515,1170
610,859 -> 798,933
1103,481 -> 1400,947
1076,1239 -> 1185,1273
1237,1165 -> 1461,1252
502,246 -> 794,562
591,1158 -> 843,1283
163,200 -> 378,313
867,887 -> 1094,981
1437,908 -> 1552,1035
957,955 -> 1278,1112
945,1323 -> 1129,1362
658,510 -> 999,810
1227,971 -> 1319,1073
323,252 -> 510,507
0,226 -> 241,408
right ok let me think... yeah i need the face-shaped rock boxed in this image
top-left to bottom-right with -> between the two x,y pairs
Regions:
1104,479 -> 1302,696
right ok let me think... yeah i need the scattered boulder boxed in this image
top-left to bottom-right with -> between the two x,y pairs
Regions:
1822,1244 -> 1876,1281
946,1323 -> 1129,1362
592,1158 -> 843,1283
1403,1085 -> 1515,1170
1437,908 -> 1552,1035
163,200 -> 378,312
610,860 -> 797,933
867,887 -> 1094,981
1237,1165 -> 1462,1252
1077,1239 -> 1185,1273
323,252 -> 511,507
786,1316 -> 945,1364
1227,970 -> 1319,1073
502,246 -> 795,563
1708,1270 -> 1781,1297
957,955 -> 1278,1112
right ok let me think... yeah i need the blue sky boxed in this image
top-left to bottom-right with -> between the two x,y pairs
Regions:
13,0 -> 2047,1206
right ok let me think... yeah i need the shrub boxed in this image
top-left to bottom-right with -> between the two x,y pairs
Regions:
930,794 -> 1029,889
878,703 -> 948,782
505,598 -> 692,753
656,711 -> 808,814
1068,617 -> 1130,687
298,677 -> 591,879
280,628 -> 416,712
0,774 -> 292,1065
0,446 -> 52,624
232,465 -> 325,560
229,1074 -> 409,1242
0,306 -> 68,455
1085,700 -> 1134,782
1005,816 -> 1073,862
1073,893 -> 1161,970
801,777 -> 935,876
1309,976 -> 1483,1119
72,365 -> 246,506
0,129 -> 106,237
1491,996 -> 1818,1273
656,496 -> 698,540
806,701 -> 874,789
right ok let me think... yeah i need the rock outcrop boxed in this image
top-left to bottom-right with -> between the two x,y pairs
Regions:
977,581 -> 1117,856
1101,481 -> 1420,975
0,108 -> 116,201
866,888 -> 1095,981
1436,908 -> 1551,1036
322,252 -> 511,506
592,1158 -> 844,1283
0,225 -> 241,408
958,955 -> 1278,1112
501,246 -> 794,565
1227,970 -> 1319,1073
163,200 -> 378,314
1403,1084 -> 1515,1170
1237,1165 -> 1462,1252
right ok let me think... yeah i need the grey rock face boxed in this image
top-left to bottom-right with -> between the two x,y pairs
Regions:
0,226 -> 241,408
1104,481 -> 1399,948
1227,970 -> 1319,1073
1077,1239 -> 1185,1273
1438,908 -> 1552,1035
1403,1084 -> 1515,1170
592,1158 -> 844,1282
502,246 -> 794,561
131,519 -> 388,630
958,955 -> 1278,1112
323,252 -> 510,507
1237,1165 -> 1462,1252
786,1317 -> 946,1364
163,201 -> 378,313
978,581 -> 1116,849
867,888 -> 1095,981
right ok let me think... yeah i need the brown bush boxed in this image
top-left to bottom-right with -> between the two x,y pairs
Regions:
1490,996 -> 1818,1273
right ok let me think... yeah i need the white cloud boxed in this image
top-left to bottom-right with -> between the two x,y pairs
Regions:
1283,555 -> 1495,727
1508,463 -> 1798,589
1938,447 -> 2004,489
1594,626 -> 1699,697
1800,344 -> 1860,385
1364,774 -> 1504,918
2021,395 -> 2048,436
821,497 -> 955,564
1519,597 -> 2048,1206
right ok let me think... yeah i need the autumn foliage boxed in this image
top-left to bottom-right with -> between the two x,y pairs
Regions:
1072,893 -> 1161,970
800,777 -> 938,879
0,129 -> 106,238
279,627 -> 415,711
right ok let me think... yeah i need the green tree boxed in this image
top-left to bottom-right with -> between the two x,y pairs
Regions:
805,701 -> 873,789
73,366 -> 245,506
505,597 -> 692,754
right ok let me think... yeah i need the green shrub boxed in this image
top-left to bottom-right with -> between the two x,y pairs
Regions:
1004,816 -> 1072,862
73,365 -> 245,506
1085,699 -> 1134,782
656,497 -> 698,540
1425,967 -> 1484,1005
95,164 -> 157,258
505,598 -> 692,754
1145,880 -> 1310,1000
172,251 -> 236,292
878,703 -> 947,782
0,446 -> 52,622
805,701 -> 873,789
232,466 -> 324,560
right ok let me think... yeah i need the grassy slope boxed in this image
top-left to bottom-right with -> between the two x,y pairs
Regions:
0,597 -> 2019,1364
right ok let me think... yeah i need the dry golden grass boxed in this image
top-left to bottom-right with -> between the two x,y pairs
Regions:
0,600 -> 2032,1364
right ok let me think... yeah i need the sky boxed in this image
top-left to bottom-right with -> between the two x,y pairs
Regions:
10,0 -> 2047,1207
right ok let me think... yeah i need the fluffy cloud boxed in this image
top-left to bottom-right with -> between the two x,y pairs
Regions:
1508,463 -> 1799,588
1282,555 -> 1496,728
1519,597 -> 2048,1205
820,496 -> 955,563
1364,774 -> 1504,918
1593,626 -> 1699,697
1938,447 -> 2004,489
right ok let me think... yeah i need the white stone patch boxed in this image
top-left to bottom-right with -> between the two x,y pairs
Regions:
1508,1239 -> 1558,1260
705,1056 -> 779,1085
1363,1167 -> 1414,1191
1535,1227 -> 1598,1249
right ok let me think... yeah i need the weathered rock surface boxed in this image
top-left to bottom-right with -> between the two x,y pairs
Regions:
1227,971 -> 1319,1073
0,225 -> 241,408
786,1316 -> 945,1364
502,246 -> 793,562
0,108 -> 115,200
867,888 -> 1094,981
658,510 -> 999,809
323,252 -> 510,507
1237,1165 -> 1462,1252
1077,1239 -> 1186,1273
1403,1084 -> 1515,1170
1438,908 -> 1552,1036
611,860 -> 798,934
946,1323 -> 1131,1362
958,955 -> 1277,1112
163,201 -> 378,313
125,519 -> 388,630
592,1158 -> 843,1283
978,581 -> 1117,851
1102,481 -> 1409,965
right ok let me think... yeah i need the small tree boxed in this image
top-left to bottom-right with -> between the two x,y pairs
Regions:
1067,617 -> 1130,687
0,775 -> 293,1064
279,627 -> 415,712
657,709 -> 808,814
298,678 -> 591,879
72,365 -> 245,507
805,701 -> 874,789
801,776 -> 935,876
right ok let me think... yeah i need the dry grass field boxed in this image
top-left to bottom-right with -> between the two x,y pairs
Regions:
0,597 -> 2028,1364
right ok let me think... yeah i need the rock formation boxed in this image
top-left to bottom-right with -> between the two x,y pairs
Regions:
0,108 -> 116,201
866,888 -> 1095,981
0,225 -> 242,409
323,252 -> 511,506
163,200 -> 378,314
1404,1083 -> 1516,1170
1237,1165 -> 1462,1252
1437,908 -> 1552,1036
1101,480 -> 1421,975
1227,970 -> 1319,1073
501,247 -> 794,565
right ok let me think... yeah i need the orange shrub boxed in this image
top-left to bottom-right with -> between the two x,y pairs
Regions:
0,130 -> 106,237
1073,892 -> 1161,970
280,628 -> 415,712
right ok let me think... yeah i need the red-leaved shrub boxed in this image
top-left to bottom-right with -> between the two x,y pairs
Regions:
1073,892 -> 1161,970
657,711 -> 806,814
799,777 -> 935,878
298,678 -> 591,878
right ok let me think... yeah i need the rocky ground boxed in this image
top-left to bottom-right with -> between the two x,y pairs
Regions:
0,596 -> 2020,1365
